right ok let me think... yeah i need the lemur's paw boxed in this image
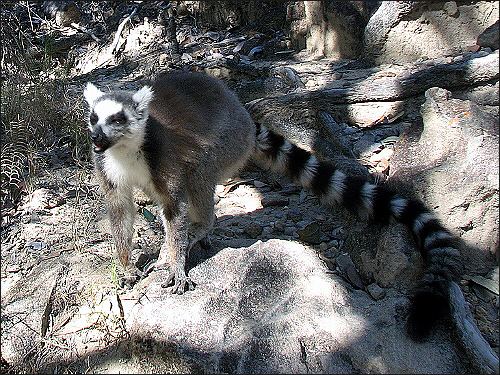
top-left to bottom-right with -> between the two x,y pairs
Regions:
161,266 -> 196,294
117,266 -> 142,289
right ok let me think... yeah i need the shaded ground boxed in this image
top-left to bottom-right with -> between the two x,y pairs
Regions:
1,147 -> 498,372
1,2 -> 498,373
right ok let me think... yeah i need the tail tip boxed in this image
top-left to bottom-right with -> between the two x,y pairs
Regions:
405,289 -> 449,342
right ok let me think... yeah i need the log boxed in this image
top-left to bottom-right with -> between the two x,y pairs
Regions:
246,51 -> 498,146
448,282 -> 499,374
247,51 -> 499,108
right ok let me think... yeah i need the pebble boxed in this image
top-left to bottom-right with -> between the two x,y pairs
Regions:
336,253 -> 364,290
25,241 -> 46,251
283,226 -> 296,236
243,222 -> 264,238
261,195 -> 289,208
272,221 -> 285,233
319,242 -> 329,251
366,283 -> 386,300
253,180 -> 267,188
213,227 -> 235,238
471,50 -> 490,58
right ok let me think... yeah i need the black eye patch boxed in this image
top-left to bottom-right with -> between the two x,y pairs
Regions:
108,111 -> 127,125
90,112 -> 98,125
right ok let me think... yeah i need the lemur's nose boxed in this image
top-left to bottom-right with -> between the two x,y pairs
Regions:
90,127 -> 109,153
91,129 -> 104,142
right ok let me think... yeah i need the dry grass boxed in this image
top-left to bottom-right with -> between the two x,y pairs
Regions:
1,3 -> 89,210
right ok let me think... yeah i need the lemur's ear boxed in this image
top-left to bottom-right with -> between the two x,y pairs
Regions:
84,83 -> 104,106
132,86 -> 154,112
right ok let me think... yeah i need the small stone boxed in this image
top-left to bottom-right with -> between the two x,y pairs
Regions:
287,208 -> 302,223
273,221 -> 285,233
319,242 -> 329,251
213,227 -> 235,238
331,227 -> 346,239
25,241 -> 46,251
261,195 -> 289,207
296,222 -> 323,245
253,180 -> 267,188
331,72 -> 343,80
466,45 -> 481,53
283,226 -> 296,236
243,222 -> 263,238
336,254 -> 364,289
318,253 -> 336,271
24,188 -> 65,210
366,283 -> 387,300
261,226 -> 274,238
443,1 -> 458,17
328,239 -> 339,248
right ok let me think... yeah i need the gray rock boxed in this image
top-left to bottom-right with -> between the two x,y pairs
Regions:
443,1 -> 459,17
125,240 -> 467,373
336,253 -> 365,290
243,221 -> 264,238
22,188 -> 65,210
366,283 -> 387,300
296,221 -> 323,244
1,260 -> 66,364
261,195 -> 289,208
477,20 -> 499,50
389,87 -> 499,272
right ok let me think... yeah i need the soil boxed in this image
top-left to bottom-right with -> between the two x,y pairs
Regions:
1,2 -> 498,372
1,145 -> 498,373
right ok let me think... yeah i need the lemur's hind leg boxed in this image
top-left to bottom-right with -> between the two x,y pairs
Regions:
144,186 -> 214,293
187,182 -> 216,251
153,194 -> 196,294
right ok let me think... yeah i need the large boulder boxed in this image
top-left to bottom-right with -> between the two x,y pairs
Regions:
124,239 -> 467,373
389,87 -> 499,271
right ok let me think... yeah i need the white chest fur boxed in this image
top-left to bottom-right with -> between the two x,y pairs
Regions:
103,146 -> 152,189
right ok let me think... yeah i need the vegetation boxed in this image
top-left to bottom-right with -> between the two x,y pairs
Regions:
1,2 -> 88,211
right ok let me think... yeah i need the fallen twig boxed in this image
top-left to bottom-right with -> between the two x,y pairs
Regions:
449,281 -> 499,374
111,7 -> 138,54
70,22 -> 100,42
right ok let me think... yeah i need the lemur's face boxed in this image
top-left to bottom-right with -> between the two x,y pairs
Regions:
83,83 -> 153,153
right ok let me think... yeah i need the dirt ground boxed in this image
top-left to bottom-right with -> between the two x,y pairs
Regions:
1,145 -> 498,373
1,2 -> 498,371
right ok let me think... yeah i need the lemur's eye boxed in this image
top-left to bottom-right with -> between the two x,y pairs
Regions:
110,112 -> 127,125
90,112 -> 98,125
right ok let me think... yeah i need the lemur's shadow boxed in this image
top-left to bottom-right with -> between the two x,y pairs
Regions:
131,161 -> 348,286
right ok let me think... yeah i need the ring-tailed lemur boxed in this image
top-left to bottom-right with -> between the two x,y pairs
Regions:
84,72 -> 461,341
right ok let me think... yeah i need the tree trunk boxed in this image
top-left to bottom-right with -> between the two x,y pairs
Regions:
363,1 -> 422,58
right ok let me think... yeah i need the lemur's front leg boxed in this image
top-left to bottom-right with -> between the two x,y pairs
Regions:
105,186 -> 139,288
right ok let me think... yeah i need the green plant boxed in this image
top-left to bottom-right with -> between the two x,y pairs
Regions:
1,77 -> 89,208
109,258 -> 120,289
1,3 -> 90,210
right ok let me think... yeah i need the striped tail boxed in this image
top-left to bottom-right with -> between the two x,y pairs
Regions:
253,123 -> 462,341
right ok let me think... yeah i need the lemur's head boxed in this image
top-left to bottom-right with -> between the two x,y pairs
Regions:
84,83 -> 154,153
